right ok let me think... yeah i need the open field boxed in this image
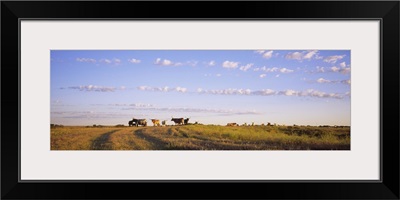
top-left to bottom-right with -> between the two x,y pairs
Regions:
51,125 -> 350,150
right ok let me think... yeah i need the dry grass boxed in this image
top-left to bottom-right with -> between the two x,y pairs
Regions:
50,125 -> 350,150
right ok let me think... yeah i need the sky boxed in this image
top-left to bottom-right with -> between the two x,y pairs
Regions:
51,50 -> 351,126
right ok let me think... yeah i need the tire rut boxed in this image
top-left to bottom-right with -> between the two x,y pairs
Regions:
134,129 -> 167,150
90,130 -> 119,150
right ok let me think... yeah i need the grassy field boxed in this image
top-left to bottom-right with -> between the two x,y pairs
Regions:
51,125 -> 350,150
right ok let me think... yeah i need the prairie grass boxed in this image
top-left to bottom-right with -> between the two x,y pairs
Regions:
50,125 -> 350,150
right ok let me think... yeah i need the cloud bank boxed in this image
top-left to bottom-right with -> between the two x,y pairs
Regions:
285,50 -> 320,61
197,88 -> 346,99
65,85 -> 118,92
137,86 -> 188,93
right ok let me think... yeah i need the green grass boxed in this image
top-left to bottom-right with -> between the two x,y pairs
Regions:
50,125 -> 350,150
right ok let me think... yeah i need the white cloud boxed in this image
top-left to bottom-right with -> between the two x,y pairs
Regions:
138,86 -> 169,92
339,61 -> 346,68
280,68 -> 294,73
303,50 -> 318,60
331,66 -> 340,72
317,78 -> 331,83
316,66 -> 325,72
316,78 -> 351,85
268,67 -> 278,72
187,60 -> 198,67
285,50 -> 320,61
259,74 -> 266,78
207,60 -> 216,66
175,87 -> 187,93
284,89 -> 297,96
154,58 -> 174,66
239,63 -> 254,71
77,58 -> 121,65
68,85 -> 116,92
154,58 -> 198,67
161,59 -> 172,66
314,66 -> 350,74
121,105 -> 261,115
275,74 -> 280,78
341,79 -> 351,85
341,67 -> 351,74
252,89 -> 276,96
254,50 -> 274,59
110,103 -> 155,108
76,58 -> 96,63
198,88 -> 252,95
257,66 -> 294,74
262,50 -> 274,59
137,86 -> 187,93
100,59 -> 112,64
302,89 -> 343,99
315,55 -> 324,60
285,52 -> 303,60
135,85 -> 347,99
254,50 -> 265,54
222,61 -> 239,69
324,55 -> 345,63
128,58 -> 141,64
51,111 -> 134,119
113,58 -> 121,65
216,74 -> 222,77
174,62 -> 184,66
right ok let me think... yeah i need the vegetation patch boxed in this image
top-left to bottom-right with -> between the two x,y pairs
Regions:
51,125 -> 350,150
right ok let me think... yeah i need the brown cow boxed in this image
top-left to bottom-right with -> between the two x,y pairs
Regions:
151,119 -> 161,126
227,123 -> 238,126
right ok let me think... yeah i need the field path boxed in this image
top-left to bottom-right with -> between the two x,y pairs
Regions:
134,128 -> 167,149
90,130 -> 119,150
107,127 -> 153,150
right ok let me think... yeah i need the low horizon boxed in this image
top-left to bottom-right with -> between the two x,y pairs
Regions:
51,50 -> 351,126
51,123 -> 350,127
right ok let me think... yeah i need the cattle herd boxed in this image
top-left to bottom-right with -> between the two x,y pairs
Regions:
128,117 -> 272,127
127,117 -> 290,127
128,117 -> 190,127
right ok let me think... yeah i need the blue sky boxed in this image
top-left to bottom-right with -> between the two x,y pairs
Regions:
51,50 -> 351,126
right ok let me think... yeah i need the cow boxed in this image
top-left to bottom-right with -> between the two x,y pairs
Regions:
171,117 -> 184,125
162,120 -> 166,126
151,119 -> 161,127
128,120 -> 136,127
227,123 -> 238,126
129,118 -> 147,127
184,118 -> 190,125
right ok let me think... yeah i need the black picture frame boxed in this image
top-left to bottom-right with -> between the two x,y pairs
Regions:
2,1 -> 399,199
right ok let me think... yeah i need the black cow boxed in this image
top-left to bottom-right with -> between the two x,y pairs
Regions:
184,118 -> 190,125
129,118 -> 147,127
171,118 -> 184,125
